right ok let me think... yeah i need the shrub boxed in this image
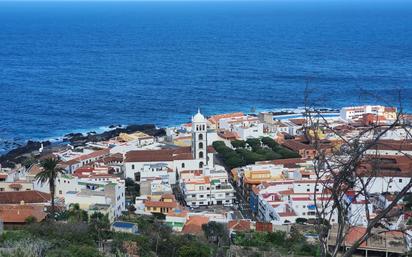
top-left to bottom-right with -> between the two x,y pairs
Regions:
295,218 -> 308,224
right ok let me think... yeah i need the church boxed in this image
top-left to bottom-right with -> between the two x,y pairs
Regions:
124,110 -> 215,181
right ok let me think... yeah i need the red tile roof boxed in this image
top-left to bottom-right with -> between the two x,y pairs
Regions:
282,140 -> 314,151
371,140 -> 412,152
289,118 -> 306,126
0,204 -> 47,223
125,146 -> 214,162
357,155 -> 412,177
75,149 -> 110,161
208,112 -> 244,124
0,190 -> 51,204
27,164 -> 43,176
125,147 -> 193,162
228,220 -> 251,232
145,200 -> 177,209
182,215 -> 209,235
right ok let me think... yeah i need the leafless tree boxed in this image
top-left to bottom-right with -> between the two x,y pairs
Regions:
303,87 -> 412,257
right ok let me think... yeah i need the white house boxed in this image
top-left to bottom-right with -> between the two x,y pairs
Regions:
180,168 -> 235,207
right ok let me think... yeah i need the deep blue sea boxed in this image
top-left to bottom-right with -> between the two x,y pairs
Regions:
1,0 -> 412,154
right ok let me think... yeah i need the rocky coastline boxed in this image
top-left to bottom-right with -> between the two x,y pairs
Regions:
0,124 -> 166,168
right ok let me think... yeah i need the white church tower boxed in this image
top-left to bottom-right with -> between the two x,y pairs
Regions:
192,109 -> 208,168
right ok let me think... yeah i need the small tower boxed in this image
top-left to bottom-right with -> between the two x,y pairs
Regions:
192,109 -> 208,168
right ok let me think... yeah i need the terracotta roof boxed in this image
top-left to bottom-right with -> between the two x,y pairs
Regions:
73,166 -> 115,179
217,130 -> 239,140
282,140 -> 315,151
357,155 -> 412,177
289,118 -> 306,126
228,220 -> 251,232
75,149 -> 110,161
370,140 -> 412,152
344,227 -> 368,247
125,147 -> 193,162
144,200 -> 178,209
208,112 -> 244,124
0,190 -> 51,204
103,154 -> 124,163
0,204 -> 47,223
182,215 -> 209,235
27,164 -> 43,176
125,146 -> 214,162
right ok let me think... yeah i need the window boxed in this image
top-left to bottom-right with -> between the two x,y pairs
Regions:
199,151 -> 204,158
132,164 -> 135,170
199,134 -> 203,140
59,190 -> 62,194
199,161 -> 204,168
399,179 -> 403,183
306,189 -> 310,192
182,163 -> 185,168
199,142 -> 204,149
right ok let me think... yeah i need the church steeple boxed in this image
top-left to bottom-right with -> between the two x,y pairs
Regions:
192,110 -> 207,168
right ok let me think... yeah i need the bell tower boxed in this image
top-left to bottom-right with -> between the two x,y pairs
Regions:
192,109 -> 208,168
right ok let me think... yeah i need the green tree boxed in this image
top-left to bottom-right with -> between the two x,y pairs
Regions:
226,155 -> 245,169
295,218 -> 308,224
202,221 -> 228,245
67,203 -> 88,223
261,137 -> 279,149
35,157 -> 65,220
246,138 -> 261,151
231,140 -> 246,149
89,212 -> 111,244
125,178 -> 140,203
24,216 -> 37,224
177,243 -> 210,257
212,141 -> 227,152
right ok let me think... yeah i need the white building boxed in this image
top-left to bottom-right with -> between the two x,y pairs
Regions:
340,105 -> 396,122
65,181 -> 125,222
124,111 -> 214,180
33,165 -> 126,221
219,115 -> 264,140
180,168 -> 235,207
137,163 -> 176,184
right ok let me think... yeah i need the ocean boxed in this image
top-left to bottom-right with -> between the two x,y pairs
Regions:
0,0 -> 412,154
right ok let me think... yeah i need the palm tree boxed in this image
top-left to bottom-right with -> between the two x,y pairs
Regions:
35,157 -> 64,220
68,203 -> 88,223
